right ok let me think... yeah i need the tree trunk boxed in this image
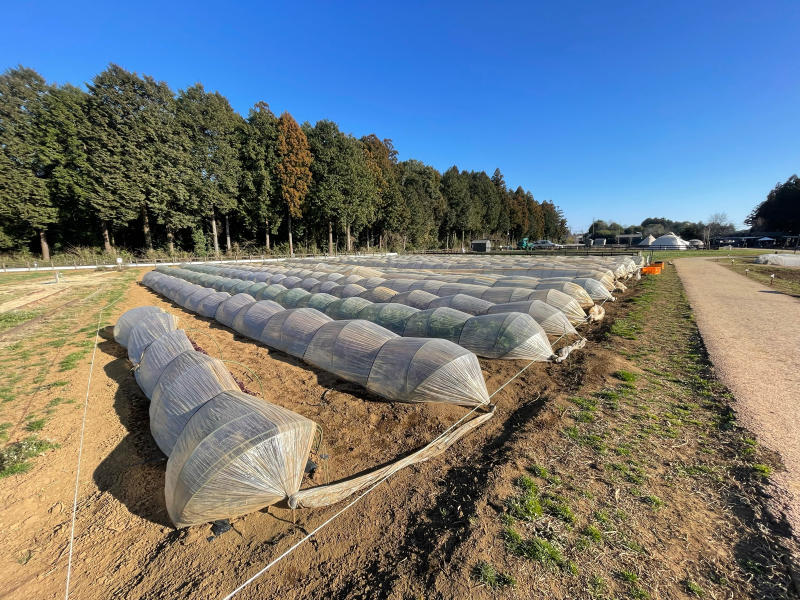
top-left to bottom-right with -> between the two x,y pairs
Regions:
225,214 -> 231,253
461,230 -> 465,252
142,206 -> 153,250
367,229 -> 370,252
37,230 -> 50,261
102,224 -> 113,253
346,223 -> 352,253
403,235 -> 407,252
167,230 -> 175,253
265,218 -> 271,251
328,220 -> 334,256
211,210 -> 220,255
288,213 -> 294,257
379,234 -> 383,251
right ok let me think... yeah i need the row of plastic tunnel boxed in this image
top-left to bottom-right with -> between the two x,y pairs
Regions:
113,255 -> 641,528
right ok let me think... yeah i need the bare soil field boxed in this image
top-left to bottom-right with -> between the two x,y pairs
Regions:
0,266 -> 796,599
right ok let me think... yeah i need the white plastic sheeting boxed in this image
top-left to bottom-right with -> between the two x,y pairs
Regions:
115,304 -> 494,526
755,254 -> 800,267
166,266 -> 583,333
115,310 -> 318,527
152,269 -> 561,359
165,391 -> 317,527
142,271 -> 491,406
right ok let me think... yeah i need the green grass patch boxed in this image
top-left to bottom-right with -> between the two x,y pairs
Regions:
506,476 -> 542,521
642,494 -> 664,509
0,436 -> 58,478
527,464 -> 562,485
583,524 -> 602,543
542,493 -> 575,524
569,396 -> 597,411
24,418 -> 46,432
0,310 -> 39,332
614,370 -> 638,383
685,579 -> 705,597
504,526 -> 574,572
0,386 -> 17,403
58,350 -> 87,371
46,396 -> 68,408
563,427 -> 607,454
588,575 -> 608,597
752,464 -> 772,479
472,560 -> 516,589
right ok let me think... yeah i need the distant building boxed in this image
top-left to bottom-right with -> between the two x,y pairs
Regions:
470,239 -> 492,252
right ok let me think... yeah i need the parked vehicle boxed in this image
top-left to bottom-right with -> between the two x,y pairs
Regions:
531,240 -> 563,249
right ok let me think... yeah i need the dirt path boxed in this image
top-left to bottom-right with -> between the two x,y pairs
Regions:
675,258 -> 800,536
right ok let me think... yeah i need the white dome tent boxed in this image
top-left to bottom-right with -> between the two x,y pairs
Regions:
651,232 -> 690,250
638,234 -> 656,246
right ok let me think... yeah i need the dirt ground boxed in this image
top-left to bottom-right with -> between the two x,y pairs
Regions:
0,266 -> 796,599
676,257 -> 800,548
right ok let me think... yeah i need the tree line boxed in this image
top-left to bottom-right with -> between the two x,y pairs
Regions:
586,214 -> 736,242
746,175 -> 799,234
0,64 -> 569,260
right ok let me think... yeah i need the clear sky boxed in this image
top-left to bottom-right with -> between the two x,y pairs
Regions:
2,1 -> 798,232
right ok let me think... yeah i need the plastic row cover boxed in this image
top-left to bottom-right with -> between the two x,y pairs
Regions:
114,308 -> 317,528
195,263 -> 597,308
304,255 -> 626,277
142,271 -> 491,406
755,254 -> 800,267
114,304 -> 180,365
177,264 -> 584,330
159,268 -> 563,357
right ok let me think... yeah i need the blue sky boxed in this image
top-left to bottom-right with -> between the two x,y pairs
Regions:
2,1 -> 798,231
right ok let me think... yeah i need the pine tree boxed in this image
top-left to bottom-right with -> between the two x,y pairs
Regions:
0,66 -> 57,258
276,112 -> 312,256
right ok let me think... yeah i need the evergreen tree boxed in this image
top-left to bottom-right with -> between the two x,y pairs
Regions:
361,134 -> 405,250
508,186 -> 530,242
0,66 -> 56,258
441,166 -> 471,249
492,168 -> 511,242
746,175 -> 800,234
397,160 -> 444,248
305,120 -> 376,252
239,101 -> 280,250
276,112 -> 312,256
38,84 -> 93,249
177,83 -> 243,254
85,64 -> 185,252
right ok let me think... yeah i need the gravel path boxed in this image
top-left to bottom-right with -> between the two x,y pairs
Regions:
675,258 -> 800,537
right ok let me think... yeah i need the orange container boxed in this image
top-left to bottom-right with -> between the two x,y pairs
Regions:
642,265 -> 662,275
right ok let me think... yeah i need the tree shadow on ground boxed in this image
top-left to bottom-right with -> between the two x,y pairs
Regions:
92,326 -> 171,527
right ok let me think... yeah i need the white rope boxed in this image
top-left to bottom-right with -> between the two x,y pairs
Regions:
222,356 -> 539,599
64,296 -> 120,600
